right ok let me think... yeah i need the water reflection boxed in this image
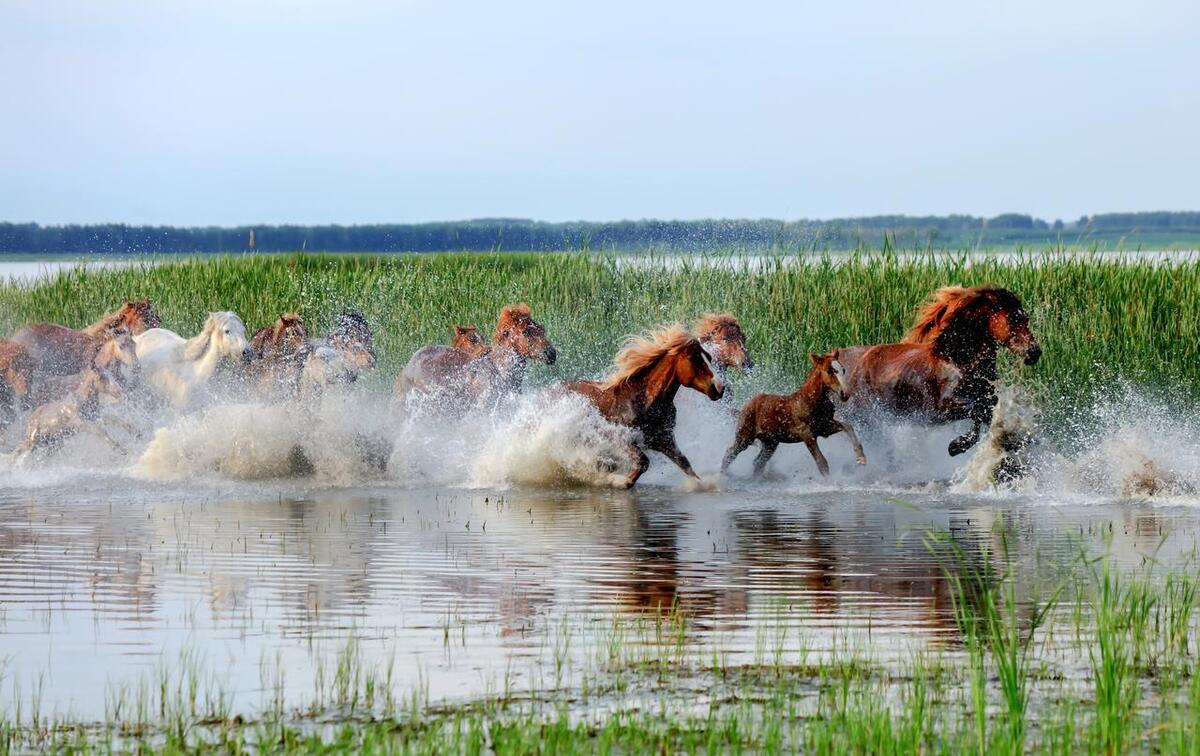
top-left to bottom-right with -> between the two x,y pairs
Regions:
0,482 -> 1191,717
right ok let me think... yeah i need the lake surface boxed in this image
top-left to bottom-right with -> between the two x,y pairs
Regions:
0,472 -> 1193,721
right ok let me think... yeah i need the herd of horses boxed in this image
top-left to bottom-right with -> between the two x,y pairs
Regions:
0,284 -> 1041,486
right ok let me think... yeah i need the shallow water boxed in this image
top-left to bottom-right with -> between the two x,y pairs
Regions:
0,472 -> 1195,721
1,378 -> 1199,722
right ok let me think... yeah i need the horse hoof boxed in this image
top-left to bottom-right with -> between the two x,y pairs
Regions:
856,457 -> 867,466
948,439 -> 972,456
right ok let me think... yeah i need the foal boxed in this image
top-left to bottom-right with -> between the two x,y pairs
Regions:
722,352 -> 866,478
14,368 -> 128,462
450,324 -> 489,357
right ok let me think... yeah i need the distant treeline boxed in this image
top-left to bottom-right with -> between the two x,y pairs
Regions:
3,212 -> 1200,254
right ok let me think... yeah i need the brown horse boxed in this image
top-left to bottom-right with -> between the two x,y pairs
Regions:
0,341 -> 34,429
694,313 -> 753,373
395,304 -> 556,406
839,285 -> 1041,456
565,325 -> 725,488
12,299 -> 160,377
30,333 -> 140,405
14,367 -> 130,462
722,351 -> 866,477
450,324 -> 489,357
242,313 -> 310,395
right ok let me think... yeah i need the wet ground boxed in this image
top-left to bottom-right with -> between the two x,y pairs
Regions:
0,475 -> 1194,721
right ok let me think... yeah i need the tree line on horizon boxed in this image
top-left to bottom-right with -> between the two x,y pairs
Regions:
1,212 -> 1198,254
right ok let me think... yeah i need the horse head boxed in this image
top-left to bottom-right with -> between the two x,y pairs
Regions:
494,304 -> 556,365
272,313 -> 309,356
328,310 -> 376,372
812,351 -> 850,402
95,332 -> 140,386
186,312 -> 249,362
695,313 -> 752,373
983,290 -> 1041,365
451,324 -> 489,357
118,298 -> 162,335
676,338 -> 725,401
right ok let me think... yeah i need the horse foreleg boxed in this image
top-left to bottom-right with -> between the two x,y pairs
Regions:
752,441 -> 778,477
803,435 -> 831,477
651,436 -> 701,481
837,420 -> 867,466
623,446 -> 650,489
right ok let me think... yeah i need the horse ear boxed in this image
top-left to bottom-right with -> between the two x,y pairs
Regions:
453,325 -> 466,336
809,353 -> 820,365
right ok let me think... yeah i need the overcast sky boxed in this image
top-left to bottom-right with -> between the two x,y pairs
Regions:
1,0 -> 1197,225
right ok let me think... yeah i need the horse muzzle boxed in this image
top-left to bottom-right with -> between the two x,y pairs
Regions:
707,380 -> 726,401
542,346 -> 558,365
1023,343 -> 1042,365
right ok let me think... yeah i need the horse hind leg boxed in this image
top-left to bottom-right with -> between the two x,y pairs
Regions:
752,440 -> 778,477
721,430 -> 756,473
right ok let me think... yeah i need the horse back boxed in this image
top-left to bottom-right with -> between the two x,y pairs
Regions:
396,344 -> 489,398
10,323 -> 99,376
851,342 -> 960,415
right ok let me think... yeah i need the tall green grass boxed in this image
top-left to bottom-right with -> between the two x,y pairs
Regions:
1,250 -> 1196,411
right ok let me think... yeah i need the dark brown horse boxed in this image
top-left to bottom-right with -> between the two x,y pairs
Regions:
395,304 -> 556,407
839,286 -> 1041,456
694,313 -> 753,373
722,351 -> 865,477
12,299 -> 160,377
565,325 -> 724,488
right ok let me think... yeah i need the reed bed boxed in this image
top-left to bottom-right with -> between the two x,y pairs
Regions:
1,250 -> 1196,412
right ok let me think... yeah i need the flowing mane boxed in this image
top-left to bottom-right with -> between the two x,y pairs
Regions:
602,324 -> 697,390
905,285 -> 1007,344
694,313 -> 740,339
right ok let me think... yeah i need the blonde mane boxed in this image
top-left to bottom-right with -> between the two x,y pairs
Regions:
602,324 -> 697,389
694,313 -> 740,339
905,285 -> 999,344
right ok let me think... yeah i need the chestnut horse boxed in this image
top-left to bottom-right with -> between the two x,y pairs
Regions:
839,285 -> 1041,456
450,324 -> 489,357
395,304 -> 556,407
12,299 -> 160,377
694,313 -> 753,373
565,325 -> 724,488
30,333 -> 139,405
722,352 -> 865,478
242,313 -> 310,396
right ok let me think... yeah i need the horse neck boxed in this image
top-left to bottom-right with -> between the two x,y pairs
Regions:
933,326 -> 998,372
183,330 -> 222,377
488,345 -> 527,386
614,353 -> 682,411
83,313 -> 121,338
791,369 -> 831,407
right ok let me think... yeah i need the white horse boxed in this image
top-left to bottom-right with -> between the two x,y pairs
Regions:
134,312 -> 249,408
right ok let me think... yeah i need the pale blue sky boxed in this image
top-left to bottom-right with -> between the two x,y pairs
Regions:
1,0 -> 1196,225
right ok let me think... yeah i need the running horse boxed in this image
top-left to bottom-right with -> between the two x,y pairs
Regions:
12,299 -> 160,377
838,285 -> 1041,456
565,325 -> 725,488
241,313 -> 310,396
395,304 -> 556,408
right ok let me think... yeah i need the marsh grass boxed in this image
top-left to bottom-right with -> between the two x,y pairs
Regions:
1,249 -> 1198,421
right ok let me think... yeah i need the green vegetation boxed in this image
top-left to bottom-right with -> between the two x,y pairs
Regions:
4,535 -> 1200,754
1,249 -> 1196,414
